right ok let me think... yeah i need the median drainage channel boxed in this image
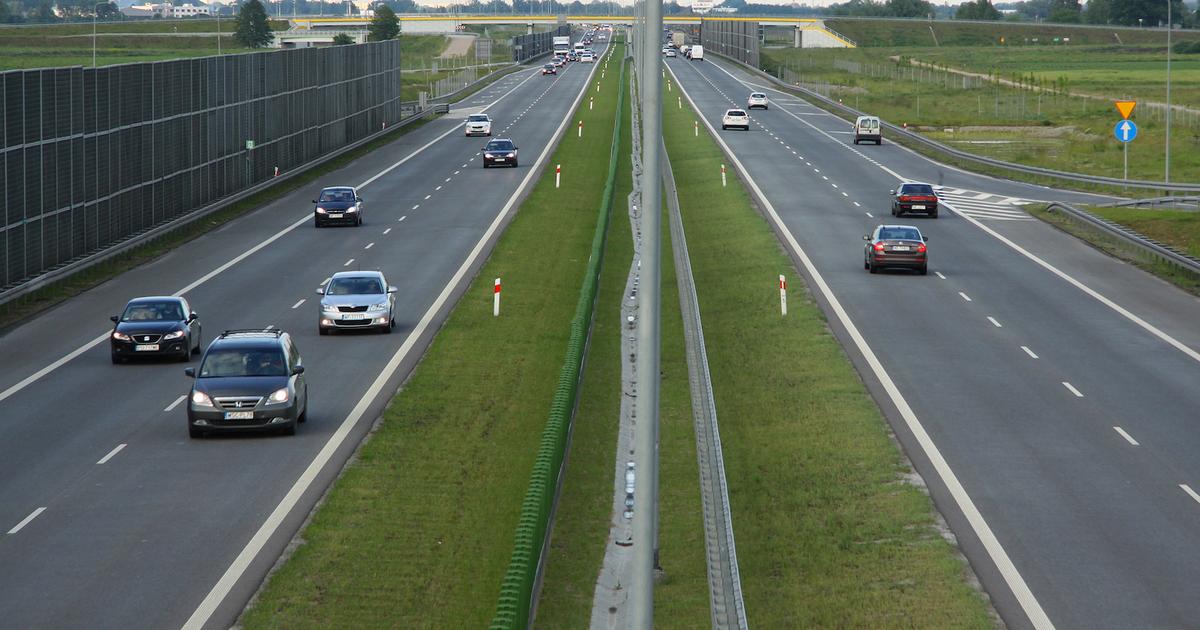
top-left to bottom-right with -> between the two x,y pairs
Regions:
664,64 -> 997,625
238,43 -> 626,629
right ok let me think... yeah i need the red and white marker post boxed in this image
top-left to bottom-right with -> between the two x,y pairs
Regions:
779,275 -> 788,316
494,278 -> 501,317
720,164 -> 727,187
555,164 -> 561,189
273,166 -> 280,177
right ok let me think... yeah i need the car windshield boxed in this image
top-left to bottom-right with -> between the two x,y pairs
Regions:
122,301 -> 184,321
319,189 -> 355,202
544,64 -> 554,68
326,277 -> 384,295
486,140 -> 514,151
728,110 -> 746,117
468,115 -> 489,122
879,228 -> 922,241
900,184 -> 934,195
751,93 -> 765,98
200,348 -> 287,377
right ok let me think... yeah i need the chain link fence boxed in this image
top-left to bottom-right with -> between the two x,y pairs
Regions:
1,40 -> 401,295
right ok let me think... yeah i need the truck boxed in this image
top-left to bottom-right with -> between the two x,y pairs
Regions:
552,36 -> 571,55
671,31 -> 686,48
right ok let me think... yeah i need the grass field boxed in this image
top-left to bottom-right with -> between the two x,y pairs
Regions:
822,18 -> 1200,48
761,44 -> 1200,182
239,48 -> 623,629
664,68 -> 995,627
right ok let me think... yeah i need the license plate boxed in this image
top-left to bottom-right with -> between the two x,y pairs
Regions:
135,344 -> 159,351
911,205 -> 925,210
224,411 -> 254,420
329,213 -> 343,219
893,246 -> 910,252
342,313 -> 369,320
493,158 -> 505,162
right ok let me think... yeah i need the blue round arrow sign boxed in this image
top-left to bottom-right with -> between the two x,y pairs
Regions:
1114,119 -> 1138,143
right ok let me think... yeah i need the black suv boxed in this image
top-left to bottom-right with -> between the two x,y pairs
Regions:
184,330 -> 308,438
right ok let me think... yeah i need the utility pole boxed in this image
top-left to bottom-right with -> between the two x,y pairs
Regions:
632,0 -> 662,626
1165,0 -> 1172,183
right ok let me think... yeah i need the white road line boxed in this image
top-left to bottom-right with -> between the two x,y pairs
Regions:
1113,427 -> 1140,446
987,316 -> 1002,328
0,67 -> 546,408
670,59 -> 1054,630
841,192 -> 849,197
343,258 -> 355,267
959,292 -> 972,302
831,182 -> 838,188
8,508 -> 46,535
1063,382 -> 1084,398
399,216 -> 407,222
364,242 -> 374,250
96,443 -> 127,465
383,228 -> 392,235
935,271 -> 947,280
182,49 -> 605,630
454,170 -> 460,175
865,212 -> 874,218
424,194 -> 432,200
852,201 -> 861,207
264,325 -> 275,331
291,299 -> 305,309
165,394 -> 187,412
1182,484 -> 1200,505
1021,345 -> 1039,359
435,186 -> 442,191
444,177 -> 451,182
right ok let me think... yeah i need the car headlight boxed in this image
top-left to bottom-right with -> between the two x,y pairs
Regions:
191,390 -> 214,407
268,387 -> 290,404
347,206 -> 359,212
506,153 -> 515,158
316,207 -> 327,214
163,330 -> 185,340
322,303 -> 339,313
371,302 -> 389,310
112,331 -> 131,342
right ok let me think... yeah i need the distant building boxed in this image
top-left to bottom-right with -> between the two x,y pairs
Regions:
172,4 -> 210,16
119,2 -> 211,18
690,1 -> 714,14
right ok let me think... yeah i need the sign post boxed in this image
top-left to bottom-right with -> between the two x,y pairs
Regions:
1113,101 -> 1137,185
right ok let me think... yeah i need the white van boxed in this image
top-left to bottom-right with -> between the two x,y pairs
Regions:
689,45 -> 704,61
853,115 -> 881,145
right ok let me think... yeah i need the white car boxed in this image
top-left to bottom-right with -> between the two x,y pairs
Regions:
464,114 -> 492,137
747,92 -> 768,110
580,52 -> 595,63
665,48 -> 677,58
721,108 -> 749,131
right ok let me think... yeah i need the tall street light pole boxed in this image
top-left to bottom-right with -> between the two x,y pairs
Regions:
1165,0 -> 1172,183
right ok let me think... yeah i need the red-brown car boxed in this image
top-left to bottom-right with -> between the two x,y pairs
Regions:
891,182 -> 939,218
864,224 -> 928,275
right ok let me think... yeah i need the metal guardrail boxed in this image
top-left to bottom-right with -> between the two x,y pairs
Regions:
712,52 -> 1200,194
662,138 -> 748,630
1104,196 -> 1200,210
1046,202 -> 1200,276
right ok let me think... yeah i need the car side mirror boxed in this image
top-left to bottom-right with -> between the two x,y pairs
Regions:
189,312 -> 198,322
889,190 -> 895,195
110,315 -> 119,323
862,235 -> 870,241
357,197 -> 363,202
923,236 -> 929,242
292,365 -> 306,375
311,199 -> 318,204
315,288 -> 325,295
513,146 -> 519,150
184,367 -> 196,378
387,286 -> 398,293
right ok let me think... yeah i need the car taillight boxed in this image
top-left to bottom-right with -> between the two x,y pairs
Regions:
899,195 -> 912,202
873,243 -> 885,252
916,243 -> 927,253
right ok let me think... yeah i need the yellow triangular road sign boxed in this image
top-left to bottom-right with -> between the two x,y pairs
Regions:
1115,101 -> 1136,119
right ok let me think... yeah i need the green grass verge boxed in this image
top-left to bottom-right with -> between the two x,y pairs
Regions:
239,45 -> 627,629
1028,203 -> 1200,296
665,72 -> 995,627
532,91 -> 709,627
824,18 -> 1200,48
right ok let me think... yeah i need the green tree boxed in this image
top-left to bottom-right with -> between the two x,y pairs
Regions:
885,0 -> 934,18
95,1 -> 119,19
1108,0 -> 1187,26
234,0 -> 273,49
1084,0 -> 1111,23
1048,0 -> 1082,22
332,32 -> 354,45
956,0 -> 1001,19
368,5 -> 398,41
33,2 -> 56,21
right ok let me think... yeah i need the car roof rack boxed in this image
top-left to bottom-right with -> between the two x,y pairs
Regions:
219,329 -> 284,338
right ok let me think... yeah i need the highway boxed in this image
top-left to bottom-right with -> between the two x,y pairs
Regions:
667,54 -> 1200,630
0,44 -> 604,630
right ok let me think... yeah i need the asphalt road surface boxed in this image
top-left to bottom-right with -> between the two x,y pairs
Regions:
668,54 -> 1200,630
0,44 -> 606,630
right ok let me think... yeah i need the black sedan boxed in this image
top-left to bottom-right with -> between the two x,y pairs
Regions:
542,63 -> 557,75
110,296 -> 201,363
891,182 -> 939,218
313,186 -> 364,227
482,139 -> 519,168
863,224 -> 928,275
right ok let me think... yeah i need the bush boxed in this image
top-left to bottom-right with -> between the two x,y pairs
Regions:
1172,40 -> 1200,54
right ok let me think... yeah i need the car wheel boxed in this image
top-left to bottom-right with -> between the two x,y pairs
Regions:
192,333 -> 201,354
722,125 -> 727,130
868,259 -> 878,274
863,258 -> 870,270
111,353 -> 123,365
315,219 -> 323,228
918,265 -> 928,276
876,139 -> 882,145
853,139 -> 859,145
357,215 -> 363,226
281,421 -> 296,436
891,206 -> 897,216
298,405 -> 307,424
319,326 -> 329,336
483,162 -> 489,168
189,426 -> 204,439
180,347 -> 191,362
931,210 -> 939,219
512,161 -> 519,168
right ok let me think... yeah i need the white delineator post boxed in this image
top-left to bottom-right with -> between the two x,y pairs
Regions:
590,96 -> 594,110
678,96 -> 681,109
721,164 -> 727,187
555,164 -> 561,188
694,120 -> 698,137
494,278 -> 501,316
578,120 -> 583,138
779,275 -> 788,315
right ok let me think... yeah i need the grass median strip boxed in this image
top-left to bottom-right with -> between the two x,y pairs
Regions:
664,76 -> 994,627
240,46 -> 625,629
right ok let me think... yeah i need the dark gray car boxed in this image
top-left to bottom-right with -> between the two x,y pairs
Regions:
314,186 -> 364,227
110,296 -> 201,363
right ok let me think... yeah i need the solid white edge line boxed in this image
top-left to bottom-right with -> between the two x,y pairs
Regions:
164,394 -> 187,412
7,507 -> 46,535
668,59 -> 1056,630
96,443 -> 127,465
1113,427 -> 1140,446
1021,345 -> 1040,359
1181,484 -> 1200,505
181,45 -> 608,630
0,70 -> 544,408
1062,382 -> 1084,398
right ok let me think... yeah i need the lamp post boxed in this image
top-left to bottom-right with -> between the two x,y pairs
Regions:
215,1 -> 222,55
1165,0 -> 1172,183
93,2 -> 104,68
